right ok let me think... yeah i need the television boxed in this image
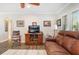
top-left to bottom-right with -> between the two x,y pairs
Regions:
28,25 -> 40,33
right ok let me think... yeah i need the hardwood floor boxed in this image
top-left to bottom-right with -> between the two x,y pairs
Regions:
0,41 -> 8,54
0,42 -> 46,55
2,49 -> 47,55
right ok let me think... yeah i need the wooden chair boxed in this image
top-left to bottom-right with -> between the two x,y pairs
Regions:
12,31 -> 21,48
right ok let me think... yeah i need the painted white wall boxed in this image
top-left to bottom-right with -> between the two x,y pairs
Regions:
1,3 -> 79,43
0,3 -> 69,42
56,3 -> 79,30
0,14 -> 8,42
0,12 -> 55,43
12,14 -> 55,43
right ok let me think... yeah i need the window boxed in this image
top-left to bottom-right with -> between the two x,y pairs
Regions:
72,10 -> 79,31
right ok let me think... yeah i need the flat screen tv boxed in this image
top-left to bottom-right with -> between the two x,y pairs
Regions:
28,25 -> 40,33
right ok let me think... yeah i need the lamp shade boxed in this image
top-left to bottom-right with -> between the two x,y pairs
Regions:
54,25 -> 57,30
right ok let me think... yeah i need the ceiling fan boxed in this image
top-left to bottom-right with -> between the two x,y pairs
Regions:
20,3 -> 40,8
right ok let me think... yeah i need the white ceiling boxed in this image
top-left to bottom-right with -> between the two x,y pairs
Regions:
0,3 -> 70,14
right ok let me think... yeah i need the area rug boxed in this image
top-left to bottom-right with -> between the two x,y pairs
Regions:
12,43 -> 45,49
2,49 -> 47,55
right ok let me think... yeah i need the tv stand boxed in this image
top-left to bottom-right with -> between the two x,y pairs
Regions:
25,32 -> 43,45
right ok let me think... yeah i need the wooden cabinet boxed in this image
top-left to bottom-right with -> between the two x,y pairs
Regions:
25,32 -> 43,45
25,34 -> 30,45
38,33 -> 43,44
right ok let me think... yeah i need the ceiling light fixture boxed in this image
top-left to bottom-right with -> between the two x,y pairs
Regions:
27,4 -> 31,8
20,3 -> 40,9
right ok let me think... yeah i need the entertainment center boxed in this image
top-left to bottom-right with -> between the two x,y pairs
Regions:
25,25 -> 43,45
25,32 -> 43,45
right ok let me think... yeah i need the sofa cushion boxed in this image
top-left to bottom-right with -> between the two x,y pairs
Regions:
62,36 -> 76,52
65,31 -> 79,39
45,41 -> 58,48
56,34 -> 64,45
71,40 -> 79,55
45,41 -> 70,55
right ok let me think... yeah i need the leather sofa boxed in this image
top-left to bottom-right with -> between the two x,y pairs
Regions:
45,31 -> 79,55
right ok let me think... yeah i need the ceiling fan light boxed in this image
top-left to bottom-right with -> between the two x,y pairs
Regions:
27,4 -> 31,8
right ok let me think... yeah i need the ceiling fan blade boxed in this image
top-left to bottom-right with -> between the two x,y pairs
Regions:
20,3 -> 40,8
20,3 -> 25,8
29,3 -> 40,6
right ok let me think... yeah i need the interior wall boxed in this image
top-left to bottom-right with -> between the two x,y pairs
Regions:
12,14 -> 55,43
1,3 -> 79,43
0,12 -> 55,43
0,14 -> 8,42
56,3 -> 79,31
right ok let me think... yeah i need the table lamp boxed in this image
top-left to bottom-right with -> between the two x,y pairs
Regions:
53,24 -> 57,39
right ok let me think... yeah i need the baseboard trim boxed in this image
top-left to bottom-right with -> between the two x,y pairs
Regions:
0,39 -> 8,43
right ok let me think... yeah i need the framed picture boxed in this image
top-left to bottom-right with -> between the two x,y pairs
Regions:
56,19 -> 61,26
5,20 -> 8,32
43,21 -> 51,27
16,20 -> 24,27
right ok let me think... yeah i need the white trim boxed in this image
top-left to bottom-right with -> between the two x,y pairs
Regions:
0,39 -> 8,43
